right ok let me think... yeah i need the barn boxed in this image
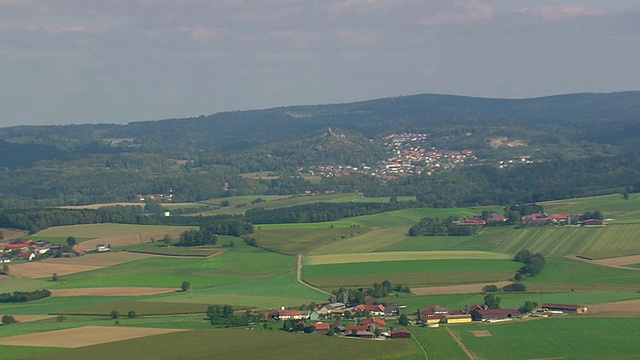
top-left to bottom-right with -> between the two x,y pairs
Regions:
471,308 -> 519,322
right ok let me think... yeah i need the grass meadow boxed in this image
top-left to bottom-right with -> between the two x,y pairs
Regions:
303,259 -> 521,289
251,226 -> 368,255
16,328 -> 420,360
454,317 -> 640,360
384,291 -> 640,314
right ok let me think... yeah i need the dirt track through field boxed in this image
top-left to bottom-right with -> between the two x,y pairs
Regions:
0,326 -> 189,348
7,252 -> 152,279
567,255 -> 640,271
446,327 -> 476,360
412,281 -> 514,296
50,287 -> 179,297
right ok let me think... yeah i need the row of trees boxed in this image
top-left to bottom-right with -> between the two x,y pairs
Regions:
330,280 -> 410,305
206,305 -> 258,328
0,289 -> 51,303
408,216 -> 480,236
244,201 -> 420,224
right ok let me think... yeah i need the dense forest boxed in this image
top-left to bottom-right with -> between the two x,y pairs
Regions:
0,92 -> 639,210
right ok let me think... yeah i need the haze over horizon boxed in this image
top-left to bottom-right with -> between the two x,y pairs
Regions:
1,0 -> 639,127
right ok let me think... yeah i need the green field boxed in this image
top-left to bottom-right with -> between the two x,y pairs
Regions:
2,193 -> 640,359
454,317 -> 640,360
50,243 -> 295,290
384,292 -> 640,314
522,257 -> 640,292
251,226 -> 368,255
154,272 -> 327,309
305,251 -> 510,265
15,328 -> 420,360
32,224 -> 187,240
303,259 -> 521,289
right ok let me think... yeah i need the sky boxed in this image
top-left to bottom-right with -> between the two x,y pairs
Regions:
1,0 -> 639,127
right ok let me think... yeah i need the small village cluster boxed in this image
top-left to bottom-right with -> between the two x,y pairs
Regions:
0,239 -> 108,264
265,301 -> 587,339
456,212 -> 607,227
303,133 -> 479,180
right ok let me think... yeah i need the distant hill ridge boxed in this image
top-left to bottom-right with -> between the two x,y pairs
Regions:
1,91 -> 639,156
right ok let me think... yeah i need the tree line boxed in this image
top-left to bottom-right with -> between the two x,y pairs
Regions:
408,216 -> 481,236
0,289 -> 51,303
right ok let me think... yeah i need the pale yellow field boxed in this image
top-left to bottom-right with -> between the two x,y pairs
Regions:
304,250 -> 510,266
0,326 -> 189,348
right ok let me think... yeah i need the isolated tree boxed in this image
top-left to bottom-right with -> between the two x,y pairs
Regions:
181,281 -> 191,292
56,315 -> 65,322
110,310 -> 120,319
484,294 -> 502,309
0,231 -> 4,240
398,314 -> 409,326
2,315 -> 16,325
52,273 -> 58,282
162,234 -> 172,244
1,264 -> 8,275
128,310 -> 136,319
66,236 -> 77,247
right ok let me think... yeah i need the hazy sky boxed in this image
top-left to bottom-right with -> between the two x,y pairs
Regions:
1,0 -> 639,126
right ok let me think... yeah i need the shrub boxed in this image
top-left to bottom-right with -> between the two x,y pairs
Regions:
503,283 -> 527,292
482,285 -> 499,292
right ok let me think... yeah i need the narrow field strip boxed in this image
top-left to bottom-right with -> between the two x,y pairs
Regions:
50,287 -> 179,297
411,281 -> 514,296
305,251 -> 510,265
0,326 -> 189,348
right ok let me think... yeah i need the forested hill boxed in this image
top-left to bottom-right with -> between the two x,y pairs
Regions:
1,91 -> 640,157
0,91 -> 639,208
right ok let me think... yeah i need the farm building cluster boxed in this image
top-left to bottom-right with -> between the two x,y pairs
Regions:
457,212 -> 607,227
0,239 -> 110,264
266,300 -> 587,339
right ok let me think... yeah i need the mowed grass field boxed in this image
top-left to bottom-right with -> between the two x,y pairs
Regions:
304,251 -> 510,265
14,328 -> 420,360
250,226 -> 369,255
522,257 -> 640,292
453,317 -> 640,360
303,259 -> 521,289
49,240 -> 296,290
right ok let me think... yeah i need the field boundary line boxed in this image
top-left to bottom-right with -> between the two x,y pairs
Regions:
566,255 -> 640,271
409,328 -> 429,360
446,327 -> 476,360
297,254 -> 330,295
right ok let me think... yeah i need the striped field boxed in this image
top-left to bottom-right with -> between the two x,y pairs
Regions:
304,251 -> 510,265
306,227 -> 409,255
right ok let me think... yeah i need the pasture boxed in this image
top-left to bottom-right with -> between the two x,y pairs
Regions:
303,259 -> 520,289
16,328 -> 420,360
304,251 -> 510,265
251,226 -> 367,255
453,317 -> 640,360
50,243 -> 296,290
522,257 -> 640,292
154,272 -> 327,309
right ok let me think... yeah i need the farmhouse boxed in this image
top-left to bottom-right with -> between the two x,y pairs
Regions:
352,304 -> 385,316
543,304 -> 588,314
317,302 -> 345,317
0,257 -> 10,263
